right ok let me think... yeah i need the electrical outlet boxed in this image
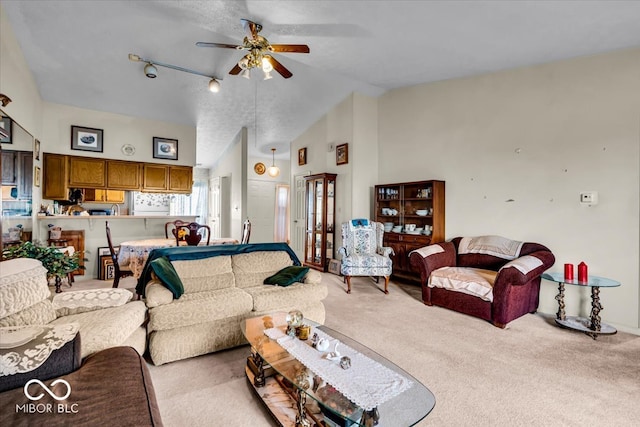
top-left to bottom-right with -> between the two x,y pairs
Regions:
580,191 -> 598,205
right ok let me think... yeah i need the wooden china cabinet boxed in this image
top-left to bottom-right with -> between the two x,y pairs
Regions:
303,173 -> 337,272
375,180 -> 445,282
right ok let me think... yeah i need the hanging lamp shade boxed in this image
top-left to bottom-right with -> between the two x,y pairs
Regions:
267,148 -> 280,177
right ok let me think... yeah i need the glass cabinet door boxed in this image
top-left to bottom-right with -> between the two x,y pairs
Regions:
303,173 -> 337,271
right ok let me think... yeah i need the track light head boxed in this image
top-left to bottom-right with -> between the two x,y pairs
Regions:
144,63 -> 158,78
208,78 -> 221,93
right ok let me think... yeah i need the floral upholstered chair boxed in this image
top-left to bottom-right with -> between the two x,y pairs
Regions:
338,220 -> 394,294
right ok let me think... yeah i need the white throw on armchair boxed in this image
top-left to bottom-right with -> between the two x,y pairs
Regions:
338,220 -> 394,294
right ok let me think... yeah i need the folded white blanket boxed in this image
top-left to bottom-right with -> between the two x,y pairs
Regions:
458,236 -> 524,260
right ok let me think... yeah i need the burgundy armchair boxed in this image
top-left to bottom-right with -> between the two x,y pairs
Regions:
409,236 -> 555,328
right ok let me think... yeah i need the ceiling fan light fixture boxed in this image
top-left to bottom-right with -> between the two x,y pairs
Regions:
261,57 -> 273,73
263,71 -> 273,80
267,148 -> 280,177
144,63 -> 158,78
240,68 -> 251,79
208,78 -> 221,93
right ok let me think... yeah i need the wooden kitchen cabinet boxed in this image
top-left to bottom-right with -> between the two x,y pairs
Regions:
168,166 -> 192,193
43,153 -> 69,200
142,164 -> 168,191
1,151 -> 32,199
107,160 -> 141,190
142,164 -> 192,193
83,189 -> 125,203
68,157 -> 106,188
375,180 -> 445,282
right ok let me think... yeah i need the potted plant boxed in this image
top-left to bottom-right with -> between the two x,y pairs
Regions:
2,241 -> 85,293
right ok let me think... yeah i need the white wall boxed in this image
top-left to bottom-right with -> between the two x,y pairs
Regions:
378,48 -> 640,331
210,128 -> 247,242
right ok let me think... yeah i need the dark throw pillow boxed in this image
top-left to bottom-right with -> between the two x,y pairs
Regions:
263,266 -> 310,287
150,256 -> 184,298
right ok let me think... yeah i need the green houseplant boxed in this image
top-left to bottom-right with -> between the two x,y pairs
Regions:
2,241 -> 84,293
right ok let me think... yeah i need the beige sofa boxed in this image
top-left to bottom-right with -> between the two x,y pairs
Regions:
142,245 -> 328,365
0,258 -> 147,358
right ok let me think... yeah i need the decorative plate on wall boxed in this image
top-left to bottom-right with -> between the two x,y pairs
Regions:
121,144 -> 136,156
254,162 -> 266,175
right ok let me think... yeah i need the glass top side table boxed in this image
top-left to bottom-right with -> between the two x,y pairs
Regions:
542,272 -> 621,339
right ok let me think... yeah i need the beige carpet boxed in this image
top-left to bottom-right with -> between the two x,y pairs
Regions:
72,275 -> 640,426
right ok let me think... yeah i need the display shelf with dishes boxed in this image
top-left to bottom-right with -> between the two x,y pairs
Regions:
375,180 -> 445,282
304,173 -> 337,272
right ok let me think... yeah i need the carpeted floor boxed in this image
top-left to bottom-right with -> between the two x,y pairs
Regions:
73,274 -> 640,426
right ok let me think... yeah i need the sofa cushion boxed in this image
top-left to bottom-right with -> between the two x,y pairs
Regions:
232,251 -> 295,289
0,258 -> 50,319
429,267 -> 497,302
148,288 -> 253,331
52,288 -> 133,316
264,266 -> 310,287
243,282 -> 329,312
145,281 -> 175,308
171,256 -> 235,293
49,301 -> 147,358
150,256 -> 185,298
0,300 -> 57,327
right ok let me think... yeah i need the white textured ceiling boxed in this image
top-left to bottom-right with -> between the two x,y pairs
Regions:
4,1 -> 640,168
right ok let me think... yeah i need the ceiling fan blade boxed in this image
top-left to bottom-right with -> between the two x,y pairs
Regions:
196,42 -> 241,50
229,63 -> 242,75
269,44 -> 310,54
241,19 -> 262,41
266,56 -> 292,79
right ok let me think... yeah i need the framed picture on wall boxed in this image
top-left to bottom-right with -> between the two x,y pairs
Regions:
153,137 -> 178,160
34,139 -> 41,160
71,125 -> 103,152
0,116 -> 12,143
298,147 -> 307,166
336,143 -> 348,165
34,166 -> 41,187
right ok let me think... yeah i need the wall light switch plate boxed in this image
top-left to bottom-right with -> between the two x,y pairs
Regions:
580,191 -> 598,205
328,143 -> 335,152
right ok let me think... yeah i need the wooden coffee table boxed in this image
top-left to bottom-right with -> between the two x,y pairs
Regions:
242,313 -> 435,427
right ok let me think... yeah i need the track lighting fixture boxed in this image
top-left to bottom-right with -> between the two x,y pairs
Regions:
128,54 -> 222,93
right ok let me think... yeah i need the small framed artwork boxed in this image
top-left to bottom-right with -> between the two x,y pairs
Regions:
0,116 -> 12,143
153,137 -> 178,160
34,166 -> 41,187
298,147 -> 307,166
34,139 -> 41,160
71,125 -> 103,152
100,256 -> 115,280
336,143 -> 348,165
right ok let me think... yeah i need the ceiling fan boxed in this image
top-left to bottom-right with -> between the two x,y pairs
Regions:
196,19 -> 310,80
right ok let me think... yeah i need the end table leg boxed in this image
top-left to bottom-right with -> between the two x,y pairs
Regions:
295,388 -> 311,427
252,352 -> 265,387
55,276 -> 62,293
555,282 -> 566,320
361,408 -> 380,426
589,286 -> 603,340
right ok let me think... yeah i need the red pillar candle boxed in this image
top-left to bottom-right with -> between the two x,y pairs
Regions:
578,262 -> 588,283
564,263 -> 574,281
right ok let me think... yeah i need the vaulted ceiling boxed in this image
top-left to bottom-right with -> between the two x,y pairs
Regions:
4,1 -> 640,168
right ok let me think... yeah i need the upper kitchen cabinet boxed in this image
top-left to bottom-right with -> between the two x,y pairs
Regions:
43,153 -> 69,200
68,157 -> 106,188
1,151 -> 16,184
1,150 -> 32,199
142,164 -> 192,193
107,160 -> 141,190
142,164 -> 168,191
168,166 -> 192,193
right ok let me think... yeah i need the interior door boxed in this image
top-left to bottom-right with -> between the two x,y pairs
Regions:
247,179 -> 276,243
292,174 -> 307,260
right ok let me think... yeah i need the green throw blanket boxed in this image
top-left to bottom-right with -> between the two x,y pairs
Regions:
135,243 -> 301,297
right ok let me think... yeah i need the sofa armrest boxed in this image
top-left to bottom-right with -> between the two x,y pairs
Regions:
494,250 -> 556,291
377,246 -> 394,257
0,327 -> 81,393
303,269 -> 322,285
409,241 -> 457,285
145,280 -> 174,308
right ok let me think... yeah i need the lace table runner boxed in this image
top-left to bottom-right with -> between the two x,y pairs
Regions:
264,327 -> 413,411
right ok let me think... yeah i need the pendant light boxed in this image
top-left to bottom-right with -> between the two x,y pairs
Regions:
267,148 -> 280,177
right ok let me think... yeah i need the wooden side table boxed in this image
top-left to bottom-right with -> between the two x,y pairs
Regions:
542,272 -> 621,339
